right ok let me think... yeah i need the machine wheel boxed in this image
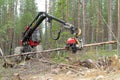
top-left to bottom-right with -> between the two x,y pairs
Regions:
71,44 -> 77,53
14,46 -> 23,62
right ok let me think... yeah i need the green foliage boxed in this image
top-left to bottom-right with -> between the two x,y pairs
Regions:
0,0 -> 4,6
0,0 -> 38,53
81,49 -> 118,60
52,51 -> 68,63
102,0 -> 109,22
54,0 -> 66,18
18,0 -> 37,32
0,0 -> 119,54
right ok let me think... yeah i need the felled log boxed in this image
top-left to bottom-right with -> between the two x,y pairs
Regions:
4,41 -> 117,58
84,41 -> 116,47
5,48 -> 66,58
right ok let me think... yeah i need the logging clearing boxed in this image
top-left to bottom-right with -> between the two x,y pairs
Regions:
0,40 -> 119,80
0,0 -> 120,80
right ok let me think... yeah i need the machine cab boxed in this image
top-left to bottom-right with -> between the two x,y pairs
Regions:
20,26 -> 41,47
30,27 -> 41,47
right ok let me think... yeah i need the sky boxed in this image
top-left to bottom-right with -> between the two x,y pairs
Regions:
35,0 -> 49,12
17,0 -> 49,14
35,0 -> 49,33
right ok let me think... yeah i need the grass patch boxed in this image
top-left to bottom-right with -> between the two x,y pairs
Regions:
51,51 -> 68,63
81,49 -> 119,60
51,49 -> 120,63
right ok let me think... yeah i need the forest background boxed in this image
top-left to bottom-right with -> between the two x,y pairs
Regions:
0,0 -> 120,56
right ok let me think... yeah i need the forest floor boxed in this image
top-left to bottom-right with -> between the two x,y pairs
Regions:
1,52 -> 120,80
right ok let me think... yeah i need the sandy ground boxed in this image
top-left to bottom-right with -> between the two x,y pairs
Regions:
1,54 -> 120,80
22,67 -> 120,80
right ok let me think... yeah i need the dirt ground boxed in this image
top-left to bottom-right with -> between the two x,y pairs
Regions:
23,70 -> 120,80
1,54 -> 120,80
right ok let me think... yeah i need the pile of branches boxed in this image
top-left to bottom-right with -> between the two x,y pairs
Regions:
53,54 -> 120,73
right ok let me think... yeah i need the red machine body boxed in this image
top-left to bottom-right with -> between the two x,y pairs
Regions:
66,38 -> 78,53
67,38 -> 77,44
20,26 -> 41,48
29,40 -> 40,47
20,12 -> 82,53
20,39 -> 40,47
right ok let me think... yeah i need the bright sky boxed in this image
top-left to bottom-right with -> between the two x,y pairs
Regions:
17,0 -> 49,14
35,0 -> 49,33
35,0 -> 49,12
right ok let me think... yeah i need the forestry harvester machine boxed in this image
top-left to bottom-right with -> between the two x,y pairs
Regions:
14,12 -> 83,60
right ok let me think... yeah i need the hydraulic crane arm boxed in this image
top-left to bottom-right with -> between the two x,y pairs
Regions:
22,12 -> 80,44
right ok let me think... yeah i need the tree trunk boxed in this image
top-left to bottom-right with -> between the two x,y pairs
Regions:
117,0 -> 120,54
8,28 -> 14,55
108,0 -> 113,51
45,0 -> 48,49
82,0 -> 86,44
78,0 -> 80,29
66,0 -> 69,21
